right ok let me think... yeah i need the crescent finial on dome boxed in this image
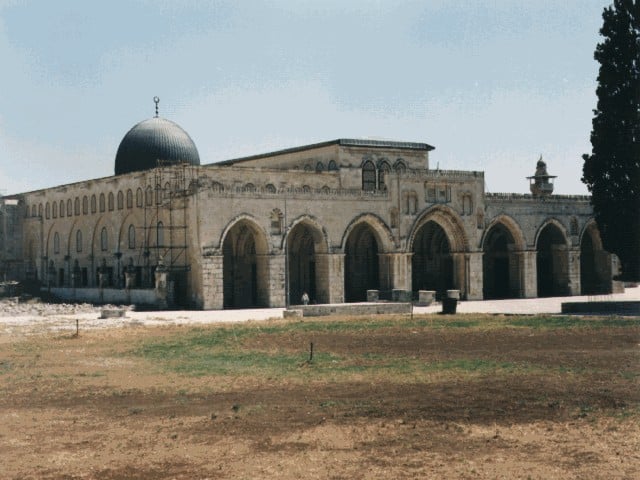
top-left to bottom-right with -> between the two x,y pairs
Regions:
154,96 -> 160,118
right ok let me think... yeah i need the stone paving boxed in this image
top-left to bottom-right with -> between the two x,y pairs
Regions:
0,286 -> 638,337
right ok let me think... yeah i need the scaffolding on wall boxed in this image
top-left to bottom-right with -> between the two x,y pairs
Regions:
135,161 -> 198,305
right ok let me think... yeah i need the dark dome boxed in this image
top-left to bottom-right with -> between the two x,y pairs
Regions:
114,117 -> 200,175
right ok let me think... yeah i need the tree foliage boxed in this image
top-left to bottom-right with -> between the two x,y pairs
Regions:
582,0 -> 640,280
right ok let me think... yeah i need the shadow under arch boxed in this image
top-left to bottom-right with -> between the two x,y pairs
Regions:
220,215 -> 271,309
284,215 -> 330,305
579,219 -> 610,294
481,215 -> 526,299
535,218 -> 570,297
341,214 -> 393,302
408,205 -> 468,299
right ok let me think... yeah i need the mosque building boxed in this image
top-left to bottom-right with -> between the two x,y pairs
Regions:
0,99 -> 618,309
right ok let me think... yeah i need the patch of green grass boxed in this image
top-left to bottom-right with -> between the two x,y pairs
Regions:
505,315 -> 640,329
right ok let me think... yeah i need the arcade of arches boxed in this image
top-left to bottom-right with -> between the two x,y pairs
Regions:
217,216 -> 613,308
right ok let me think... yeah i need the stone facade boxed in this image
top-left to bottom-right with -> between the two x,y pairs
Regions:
2,134 -> 616,308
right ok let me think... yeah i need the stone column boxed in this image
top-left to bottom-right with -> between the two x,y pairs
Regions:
567,247 -> 581,296
451,253 -> 466,299
201,254 -> 224,310
465,252 -> 483,300
378,253 -> 412,293
520,250 -> 537,298
551,244 -> 570,295
315,253 -> 345,304
154,261 -> 169,309
266,254 -> 286,307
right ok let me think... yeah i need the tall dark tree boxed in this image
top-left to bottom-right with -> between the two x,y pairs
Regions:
583,0 -> 640,280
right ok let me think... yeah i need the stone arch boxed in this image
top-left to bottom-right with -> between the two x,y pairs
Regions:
65,219 -> 80,256
409,205 -> 468,298
535,219 -> 570,297
341,214 -> 393,302
481,214 -> 526,251
285,216 -> 330,305
220,216 -> 270,308
340,213 -> 394,254
481,216 -> 526,299
579,219 -> 608,294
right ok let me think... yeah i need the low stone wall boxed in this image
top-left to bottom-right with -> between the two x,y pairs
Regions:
561,301 -> 640,315
47,287 -> 158,306
298,302 -> 412,317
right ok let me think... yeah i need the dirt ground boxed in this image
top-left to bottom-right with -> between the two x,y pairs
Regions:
0,310 -> 638,479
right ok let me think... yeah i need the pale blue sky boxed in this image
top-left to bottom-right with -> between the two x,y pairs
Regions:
0,0 -> 610,195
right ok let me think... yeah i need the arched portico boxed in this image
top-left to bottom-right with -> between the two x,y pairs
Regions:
409,206 -> 473,299
286,217 -> 328,305
481,216 -> 526,299
580,220 -> 610,294
535,220 -> 570,297
344,223 -> 380,301
222,218 -> 270,308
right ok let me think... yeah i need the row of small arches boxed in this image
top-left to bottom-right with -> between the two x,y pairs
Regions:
211,181 -> 333,195
362,159 -> 407,191
302,160 -> 339,172
28,184 -> 178,220
50,223 -> 165,255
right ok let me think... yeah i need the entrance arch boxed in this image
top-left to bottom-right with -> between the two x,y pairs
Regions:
222,220 -> 269,308
287,220 -> 327,305
344,223 -> 380,302
580,221 -> 607,294
482,220 -> 523,299
536,221 -> 568,297
411,221 -> 453,298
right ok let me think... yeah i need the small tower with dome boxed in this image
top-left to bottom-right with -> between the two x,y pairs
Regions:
527,156 -> 556,197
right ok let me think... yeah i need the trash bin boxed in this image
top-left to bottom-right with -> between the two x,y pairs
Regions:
442,297 -> 458,314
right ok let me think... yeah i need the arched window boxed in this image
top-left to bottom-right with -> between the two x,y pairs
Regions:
390,208 -> 399,228
155,184 -> 162,204
570,217 -> 579,236
91,195 -> 97,213
108,192 -> 114,211
60,200 -> 65,217
100,227 -> 108,251
378,162 -> 391,191
99,193 -> 105,212
45,202 -> 50,219
164,182 -> 171,199
302,185 -> 311,193
145,186 -> 153,206
126,189 -> 133,209
362,161 -> 376,191
52,201 -> 58,218
76,230 -> 82,253
82,196 -> 88,214
211,181 -> 224,192
117,191 -> 124,210
156,221 -> 164,247
136,188 -> 143,207
74,197 -> 80,216
394,159 -> 407,173
270,209 -> 283,235
462,194 -> 473,215
31,205 -> 36,217
53,232 -> 60,254
265,184 -> 276,193
315,162 -> 324,173
128,224 -> 136,249
67,199 -> 72,216
38,203 -> 43,217
328,160 -> 338,171
244,183 -> 255,192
